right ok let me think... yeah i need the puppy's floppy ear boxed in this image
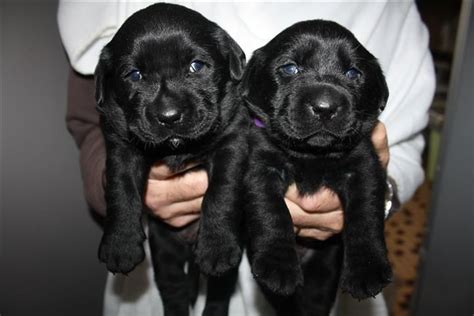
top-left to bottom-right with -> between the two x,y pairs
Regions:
378,76 -> 389,113
94,46 -> 112,111
370,59 -> 389,113
94,46 -> 129,137
239,50 -> 270,122
213,28 -> 246,81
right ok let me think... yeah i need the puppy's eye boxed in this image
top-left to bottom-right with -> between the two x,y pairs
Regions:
280,63 -> 299,76
345,68 -> 362,80
128,70 -> 142,82
189,60 -> 205,73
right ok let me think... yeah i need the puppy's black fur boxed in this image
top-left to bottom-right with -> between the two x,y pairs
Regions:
241,20 -> 392,314
95,4 -> 249,315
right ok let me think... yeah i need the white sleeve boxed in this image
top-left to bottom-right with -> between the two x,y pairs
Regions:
57,1 -> 154,75
385,48 -> 434,203
375,3 -> 436,202
57,1 -> 119,75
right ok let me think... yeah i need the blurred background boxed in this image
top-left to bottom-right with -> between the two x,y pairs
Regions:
1,1 -> 472,315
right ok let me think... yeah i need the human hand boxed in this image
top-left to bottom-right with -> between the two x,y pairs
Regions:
144,162 -> 208,227
286,121 -> 389,240
285,186 -> 344,241
372,121 -> 389,168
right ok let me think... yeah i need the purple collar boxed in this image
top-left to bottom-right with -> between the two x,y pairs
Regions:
253,117 -> 265,128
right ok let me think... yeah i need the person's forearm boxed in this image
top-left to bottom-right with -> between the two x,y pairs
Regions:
78,128 -> 107,216
66,67 -> 107,215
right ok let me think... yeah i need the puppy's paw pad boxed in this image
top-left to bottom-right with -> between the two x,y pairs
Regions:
194,237 -> 242,276
252,248 -> 303,296
340,257 -> 392,299
99,230 -> 146,274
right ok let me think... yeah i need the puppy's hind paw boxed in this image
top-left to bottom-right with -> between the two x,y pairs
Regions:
340,257 -> 392,300
194,236 -> 242,276
98,230 -> 146,274
252,247 -> 303,296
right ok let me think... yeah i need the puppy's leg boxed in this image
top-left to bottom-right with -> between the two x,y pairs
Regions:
148,217 -> 191,316
195,138 -> 246,276
202,268 -> 239,316
245,162 -> 303,296
98,142 -> 148,274
187,258 -> 201,307
260,240 -> 342,316
297,239 -> 343,316
338,144 -> 392,299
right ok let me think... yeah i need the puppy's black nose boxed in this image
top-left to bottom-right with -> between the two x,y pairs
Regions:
157,108 -> 182,125
311,101 -> 342,120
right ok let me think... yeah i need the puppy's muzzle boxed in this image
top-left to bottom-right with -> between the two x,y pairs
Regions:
305,86 -> 348,122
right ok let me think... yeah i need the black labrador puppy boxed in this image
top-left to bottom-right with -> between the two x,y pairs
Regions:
95,4 -> 248,315
241,20 -> 392,315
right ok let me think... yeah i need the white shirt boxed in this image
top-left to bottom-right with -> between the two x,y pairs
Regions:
58,0 -> 435,203
58,1 -> 435,315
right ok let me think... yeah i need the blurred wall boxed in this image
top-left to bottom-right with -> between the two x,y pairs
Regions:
1,2 -> 105,315
413,0 -> 473,314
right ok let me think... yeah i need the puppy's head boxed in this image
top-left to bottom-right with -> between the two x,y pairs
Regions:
95,3 -> 245,149
242,20 -> 388,151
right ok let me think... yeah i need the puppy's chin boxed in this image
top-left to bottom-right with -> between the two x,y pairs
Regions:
305,132 -> 339,147
276,130 -> 339,151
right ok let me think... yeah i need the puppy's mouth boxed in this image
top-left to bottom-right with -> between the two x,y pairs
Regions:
167,137 -> 184,149
129,108 -> 220,149
272,114 -> 362,149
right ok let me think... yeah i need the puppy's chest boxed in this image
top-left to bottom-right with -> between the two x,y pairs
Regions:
156,144 -> 217,173
289,159 -> 353,195
161,154 -> 204,173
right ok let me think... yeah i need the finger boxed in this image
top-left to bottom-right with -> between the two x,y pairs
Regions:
286,199 -> 344,232
285,185 -> 341,213
371,121 -> 387,148
149,161 -> 202,180
297,228 -> 334,241
164,214 -> 200,228
371,121 -> 389,169
150,197 -> 203,221
146,170 -> 208,205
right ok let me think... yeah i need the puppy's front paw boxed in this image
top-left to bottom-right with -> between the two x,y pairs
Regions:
98,227 -> 146,274
340,255 -> 392,300
195,234 -> 242,276
252,246 -> 303,296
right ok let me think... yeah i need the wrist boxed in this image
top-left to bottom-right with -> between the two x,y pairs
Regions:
384,175 -> 400,220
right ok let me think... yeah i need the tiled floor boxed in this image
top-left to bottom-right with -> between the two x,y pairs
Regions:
384,182 -> 431,316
